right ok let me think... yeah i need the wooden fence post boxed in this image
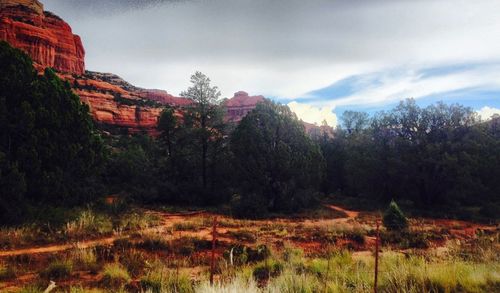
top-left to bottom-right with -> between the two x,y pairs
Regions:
210,216 -> 218,286
374,220 -> 380,293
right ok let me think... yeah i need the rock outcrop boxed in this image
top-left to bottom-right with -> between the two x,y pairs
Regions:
0,0 -> 42,14
0,0 -> 192,134
0,0 -> 85,74
62,71 -> 189,135
2,0 -> 313,135
225,91 -> 265,122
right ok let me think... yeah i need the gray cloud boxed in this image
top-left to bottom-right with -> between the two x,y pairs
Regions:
43,0 -> 500,101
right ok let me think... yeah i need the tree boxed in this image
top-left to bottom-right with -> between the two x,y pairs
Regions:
341,111 -> 370,134
383,200 -> 409,231
180,72 -> 223,191
231,100 -> 325,216
0,41 -> 105,223
158,107 -> 179,158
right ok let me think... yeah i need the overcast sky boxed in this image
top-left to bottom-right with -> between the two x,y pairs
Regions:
44,0 -> 500,125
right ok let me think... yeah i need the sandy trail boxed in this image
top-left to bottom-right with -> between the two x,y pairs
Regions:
0,210 -> 210,258
0,236 -> 125,257
325,204 -> 360,219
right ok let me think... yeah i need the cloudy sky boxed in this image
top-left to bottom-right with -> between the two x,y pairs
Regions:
44,0 -> 500,126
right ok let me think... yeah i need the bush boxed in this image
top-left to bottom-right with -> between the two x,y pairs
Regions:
118,212 -> 159,231
40,260 -> 73,280
71,247 -> 99,273
101,263 -> 131,289
383,200 -> 409,231
64,209 -> 113,238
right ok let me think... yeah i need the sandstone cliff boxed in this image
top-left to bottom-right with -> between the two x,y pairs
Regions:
0,0 -> 85,74
62,71 -> 189,135
0,0 -> 192,135
224,91 -> 265,122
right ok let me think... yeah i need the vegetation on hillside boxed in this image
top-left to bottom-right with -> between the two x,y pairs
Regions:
0,41 -> 105,224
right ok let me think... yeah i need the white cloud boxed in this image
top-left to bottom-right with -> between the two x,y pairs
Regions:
477,106 -> 500,120
316,64 -> 500,109
45,0 -> 500,100
288,102 -> 337,126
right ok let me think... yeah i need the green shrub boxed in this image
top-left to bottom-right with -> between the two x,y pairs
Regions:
383,200 -> 409,231
40,260 -> 73,280
101,263 -> 131,289
64,209 -> 113,238
71,247 -> 99,273
118,212 -> 159,231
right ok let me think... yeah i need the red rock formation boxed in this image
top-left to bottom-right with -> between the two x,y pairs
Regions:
225,91 -> 265,122
0,0 -> 85,74
59,73 -> 169,135
138,89 -> 192,107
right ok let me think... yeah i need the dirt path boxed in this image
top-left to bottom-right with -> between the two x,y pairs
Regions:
0,236 -> 126,257
324,204 -> 360,219
0,211 -> 210,258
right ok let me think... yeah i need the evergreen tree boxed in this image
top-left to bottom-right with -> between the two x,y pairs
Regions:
231,100 -> 325,216
383,200 -> 409,231
0,41 -> 105,223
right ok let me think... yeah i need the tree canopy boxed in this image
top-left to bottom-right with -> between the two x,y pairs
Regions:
0,41 -> 105,223
231,100 -> 325,216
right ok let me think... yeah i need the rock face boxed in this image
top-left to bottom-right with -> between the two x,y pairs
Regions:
86,71 -> 191,107
64,71 -> 189,135
0,0 -> 85,74
225,91 -> 265,122
0,0 -> 192,134
0,0 -> 42,14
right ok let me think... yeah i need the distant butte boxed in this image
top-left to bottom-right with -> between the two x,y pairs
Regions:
225,91 -> 265,122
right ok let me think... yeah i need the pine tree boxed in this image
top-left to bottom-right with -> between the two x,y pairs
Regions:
383,200 -> 409,231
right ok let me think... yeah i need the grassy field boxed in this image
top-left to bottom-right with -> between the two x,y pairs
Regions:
0,203 -> 498,293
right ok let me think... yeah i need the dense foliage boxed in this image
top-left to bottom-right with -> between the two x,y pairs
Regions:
1,41 -> 498,223
230,101 -> 325,216
383,200 -> 409,231
0,42 -> 105,224
317,99 -> 500,218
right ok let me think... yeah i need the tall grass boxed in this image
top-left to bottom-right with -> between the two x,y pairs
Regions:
64,209 -> 113,238
193,247 -> 499,293
140,260 -> 194,293
101,263 -> 131,289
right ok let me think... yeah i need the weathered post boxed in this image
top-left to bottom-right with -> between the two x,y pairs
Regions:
210,216 -> 218,286
374,220 -> 380,293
